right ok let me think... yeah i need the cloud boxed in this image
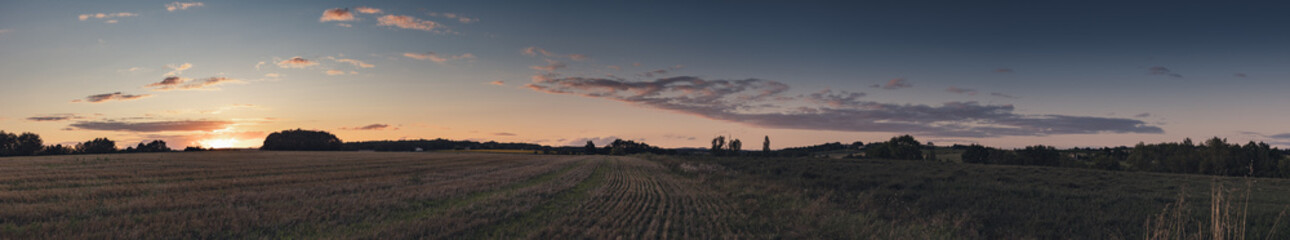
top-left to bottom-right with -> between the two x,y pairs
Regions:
1235,73 -> 1248,78
78,12 -> 138,21
165,2 -> 204,12
564,136 -> 619,146
27,114 -> 88,122
0,29 -> 10,35
264,73 -> 281,78
530,59 -> 567,72
377,15 -> 443,32
163,63 -> 192,76
489,81 -> 505,86
277,57 -> 318,68
428,12 -> 477,23
990,92 -> 1020,99
342,124 -> 391,130
1134,113 -> 1151,118
329,57 -> 374,68
402,52 -> 474,63
946,86 -> 978,95
118,67 -> 147,73
803,89 -> 866,108
872,78 -> 913,89
1148,66 -> 1183,78
354,7 -> 382,14
145,76 -> 240,91
526,75 -> 1162,138
69,120 -> 233,132
995,68 -> 1014,73
74,92 -> 152,103
493,132 -> 517,136
522,47 -> 586,61
320,8 -> 355,22
324,69 -> 346,75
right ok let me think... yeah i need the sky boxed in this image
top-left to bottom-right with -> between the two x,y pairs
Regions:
2,0 -> 1289,149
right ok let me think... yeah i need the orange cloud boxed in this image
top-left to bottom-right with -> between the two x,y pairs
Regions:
378,15 -> 443,32
324,69 -> 346,75
329,57 -> 374,68
277,57 -> 318,68
145,77 -> 240,91
320,8 -> 355,22
489,81 -> 505,86
354,7 -> 382,14
403,52 -> 474,63
428,12 -> 477,23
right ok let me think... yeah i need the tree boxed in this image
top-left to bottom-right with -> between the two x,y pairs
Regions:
762,136 -> 770,154
13,132 -> 43,156
0,131 -> 15,156
926,142 -> 937,161
728,138 -> 742,156
41,144 -> 72,155
961,144 -> 990,164
135,140 -> 169,152
77,138 -> 117,154
584,141 -> 597,155
261,129 -> 343,151
887,135 -> 923,160
711,136 -> 725,156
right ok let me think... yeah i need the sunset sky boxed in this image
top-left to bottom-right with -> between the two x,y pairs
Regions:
2,1 -> 1289,149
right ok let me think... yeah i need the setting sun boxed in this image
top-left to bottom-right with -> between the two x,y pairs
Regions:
199,138 -> 238,149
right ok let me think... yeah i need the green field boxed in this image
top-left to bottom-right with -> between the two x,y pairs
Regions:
1,152 -> 1287,239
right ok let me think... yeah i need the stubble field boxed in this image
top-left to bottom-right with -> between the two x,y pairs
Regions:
3,151 -> 1289,239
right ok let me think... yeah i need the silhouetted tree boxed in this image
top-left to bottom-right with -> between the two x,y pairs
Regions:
261,129 -> 343,151
711,136 -> 726,156
584,141 -> 597,155
926,142 -> 937,161
0,131 -> 16,156
728,138 -> 742,156
77,138 -> 117,154
184,146 -> 208,152
135,140 -> 169,152
12,132 -> 43,156
41,144 -> 72,155
762,136 -> 770,154
961,144 -> 990,164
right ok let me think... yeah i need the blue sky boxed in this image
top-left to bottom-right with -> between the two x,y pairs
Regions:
2,0 -> 1289,149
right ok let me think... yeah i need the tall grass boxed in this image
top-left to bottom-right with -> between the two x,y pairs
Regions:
1145,176 -> 1288,240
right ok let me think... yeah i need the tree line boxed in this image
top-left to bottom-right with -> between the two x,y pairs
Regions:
959,137 -> 1290,178
0,130 -> 178,157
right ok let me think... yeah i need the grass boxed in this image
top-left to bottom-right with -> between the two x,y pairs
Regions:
4,151 -> 1287,239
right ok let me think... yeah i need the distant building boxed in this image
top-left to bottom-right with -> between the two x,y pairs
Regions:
414,147 -> 424,152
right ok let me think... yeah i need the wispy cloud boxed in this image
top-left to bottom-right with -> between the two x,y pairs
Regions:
163,62 -> 192,76
377,15 -> 443,32
1134,113 -> 1151,118
994,68 -> 1014,73
145,76 -> 240,91
342,123 -> 392,130
530,59 -> 567,72
69,120 -> 233,132
320,8 -> 355,22
1235,73 -> 1248,78
27,114 -> 89,122
526,75 -> 1162,138
78,12 -> 138,22
73,92 -> 152,103
522,47 -> 587,61
872,78 -> 912,90
1271,133 -> 1290,139
1148,66 -> 1183,78
165,2 -> 204,12
990,92 -> 1020,99
402,52 -> 474,63
428,12 -> 477,23
946,86 -> 978,95
493,132 -> 517,136
489,81 -> 505,86
328,57 -> 374,68
324,69 -> 346,75
277,57 -> 318,68
354,7 -> 382,14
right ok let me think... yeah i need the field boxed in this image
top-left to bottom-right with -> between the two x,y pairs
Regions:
2,152 -> 1289,239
